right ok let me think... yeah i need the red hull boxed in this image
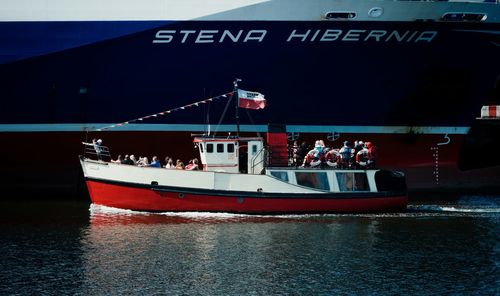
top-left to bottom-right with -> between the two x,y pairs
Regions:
86,180 -> 408,214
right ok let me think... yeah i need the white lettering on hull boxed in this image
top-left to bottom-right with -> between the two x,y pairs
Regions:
153,29 -> 267,43
153,29 -> 438,44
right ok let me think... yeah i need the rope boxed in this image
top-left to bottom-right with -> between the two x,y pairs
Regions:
95,91 -> 234,131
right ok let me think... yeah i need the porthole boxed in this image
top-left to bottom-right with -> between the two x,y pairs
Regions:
325,12 -> 356,20
178,193 -> 184,199
368,7 -> 383,18
441,12 -> 487,22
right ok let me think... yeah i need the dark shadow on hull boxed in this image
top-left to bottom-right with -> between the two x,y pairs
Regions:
458,119 -> 500,171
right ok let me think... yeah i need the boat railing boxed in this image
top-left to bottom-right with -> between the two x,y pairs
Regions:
82,143 -> 112,162
250,147 -> 268,174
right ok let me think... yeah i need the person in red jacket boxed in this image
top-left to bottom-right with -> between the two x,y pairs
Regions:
365,142 -> 377,168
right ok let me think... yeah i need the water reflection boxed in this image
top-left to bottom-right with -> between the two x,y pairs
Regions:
81,205 -> 387,295
78,200 -> 499,295
0,198 -> 497,295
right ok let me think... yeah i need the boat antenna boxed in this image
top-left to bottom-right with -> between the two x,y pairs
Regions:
204,88 -> 211,136
234,78 -> 242,137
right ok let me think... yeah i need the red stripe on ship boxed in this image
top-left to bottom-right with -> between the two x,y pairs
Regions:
489,106 -> 496,118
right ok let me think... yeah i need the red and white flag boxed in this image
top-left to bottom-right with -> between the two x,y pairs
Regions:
238,89 -> 266,110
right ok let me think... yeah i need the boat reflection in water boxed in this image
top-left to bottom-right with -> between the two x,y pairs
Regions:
80,199 -> 500,295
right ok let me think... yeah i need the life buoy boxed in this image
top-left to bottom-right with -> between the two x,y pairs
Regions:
325,150 -> 339,168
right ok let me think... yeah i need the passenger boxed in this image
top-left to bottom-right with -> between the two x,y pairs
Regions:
140,157 -> 149,167
314,140 -> 323,151
122,155 -> 133,165
290,141 -> 299,166
355,142 -> 369,169
315,141 -> 326,166
111,154 -> 123,164
295,142 -> 308,167
185,158 -> 200,170
301,150 -> 314,167
339,141 -> 353,168
94,139 -> 104,161
82,138 -> 104,161
130,154 -> 137,165
149,156 -> 161,168
365,142 -> 377,168
191,158 -> 199,170
353,140 -> 364,156
325,148 -> 340,168
302,144 -> 323,168
175,159 -> 185,170
318,139 -> 325,150
164,157 -> 171,168
185,159 -> 194,170
164,158 -> 174,169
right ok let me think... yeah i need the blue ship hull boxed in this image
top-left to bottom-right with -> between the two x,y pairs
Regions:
0,17 -> 499,197
1,20 -> 499,127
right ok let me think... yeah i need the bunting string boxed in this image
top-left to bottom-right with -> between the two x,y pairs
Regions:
95,91 -> 234,131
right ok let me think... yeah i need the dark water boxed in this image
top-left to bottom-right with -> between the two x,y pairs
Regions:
0,197 -> 499,295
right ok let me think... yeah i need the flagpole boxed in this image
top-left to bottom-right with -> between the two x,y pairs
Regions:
234,78 -> 242,138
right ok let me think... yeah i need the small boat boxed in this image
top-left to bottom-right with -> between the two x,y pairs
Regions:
80,133 -> 407,214
80,81 -> 407,214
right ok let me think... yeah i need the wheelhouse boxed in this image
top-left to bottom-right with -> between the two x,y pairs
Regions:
194,136 -> 265,174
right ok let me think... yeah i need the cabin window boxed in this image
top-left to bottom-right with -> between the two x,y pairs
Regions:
217,143 -> 224,153
207,143 -> 213,153
295,172 -> 330,191
270,171 -> 289,182
227,143 -> 235,153
199,143 -> 204,153
252,145 -> 258,154
325,11 -> 356,20
441,13 -> 487,22
336,172 -> 369,192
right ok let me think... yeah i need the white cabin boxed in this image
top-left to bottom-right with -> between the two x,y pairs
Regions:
194,136 -> 265,174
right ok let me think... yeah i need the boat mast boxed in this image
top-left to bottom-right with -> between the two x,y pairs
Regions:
234,78 -> 241,138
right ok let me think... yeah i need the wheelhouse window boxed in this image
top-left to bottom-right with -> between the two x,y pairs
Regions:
336,172 -> 369,192
228,143 -> 235,153
207,143 -> 213,153
199,143 -> 204,153
441,13 -> 487,22
295,172 -> 330,191
217,143 -> 224,153
270,171 -> 289,182
325,11 -> 356,20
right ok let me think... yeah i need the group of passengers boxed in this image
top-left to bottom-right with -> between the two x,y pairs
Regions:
85,138 -> 200,170
111,154 -> 200,170
162,157 -> 200,170
291,139 -> 377,169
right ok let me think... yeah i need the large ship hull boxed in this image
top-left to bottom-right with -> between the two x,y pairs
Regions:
1,1 -> 500,198
1,20 -> 499,126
